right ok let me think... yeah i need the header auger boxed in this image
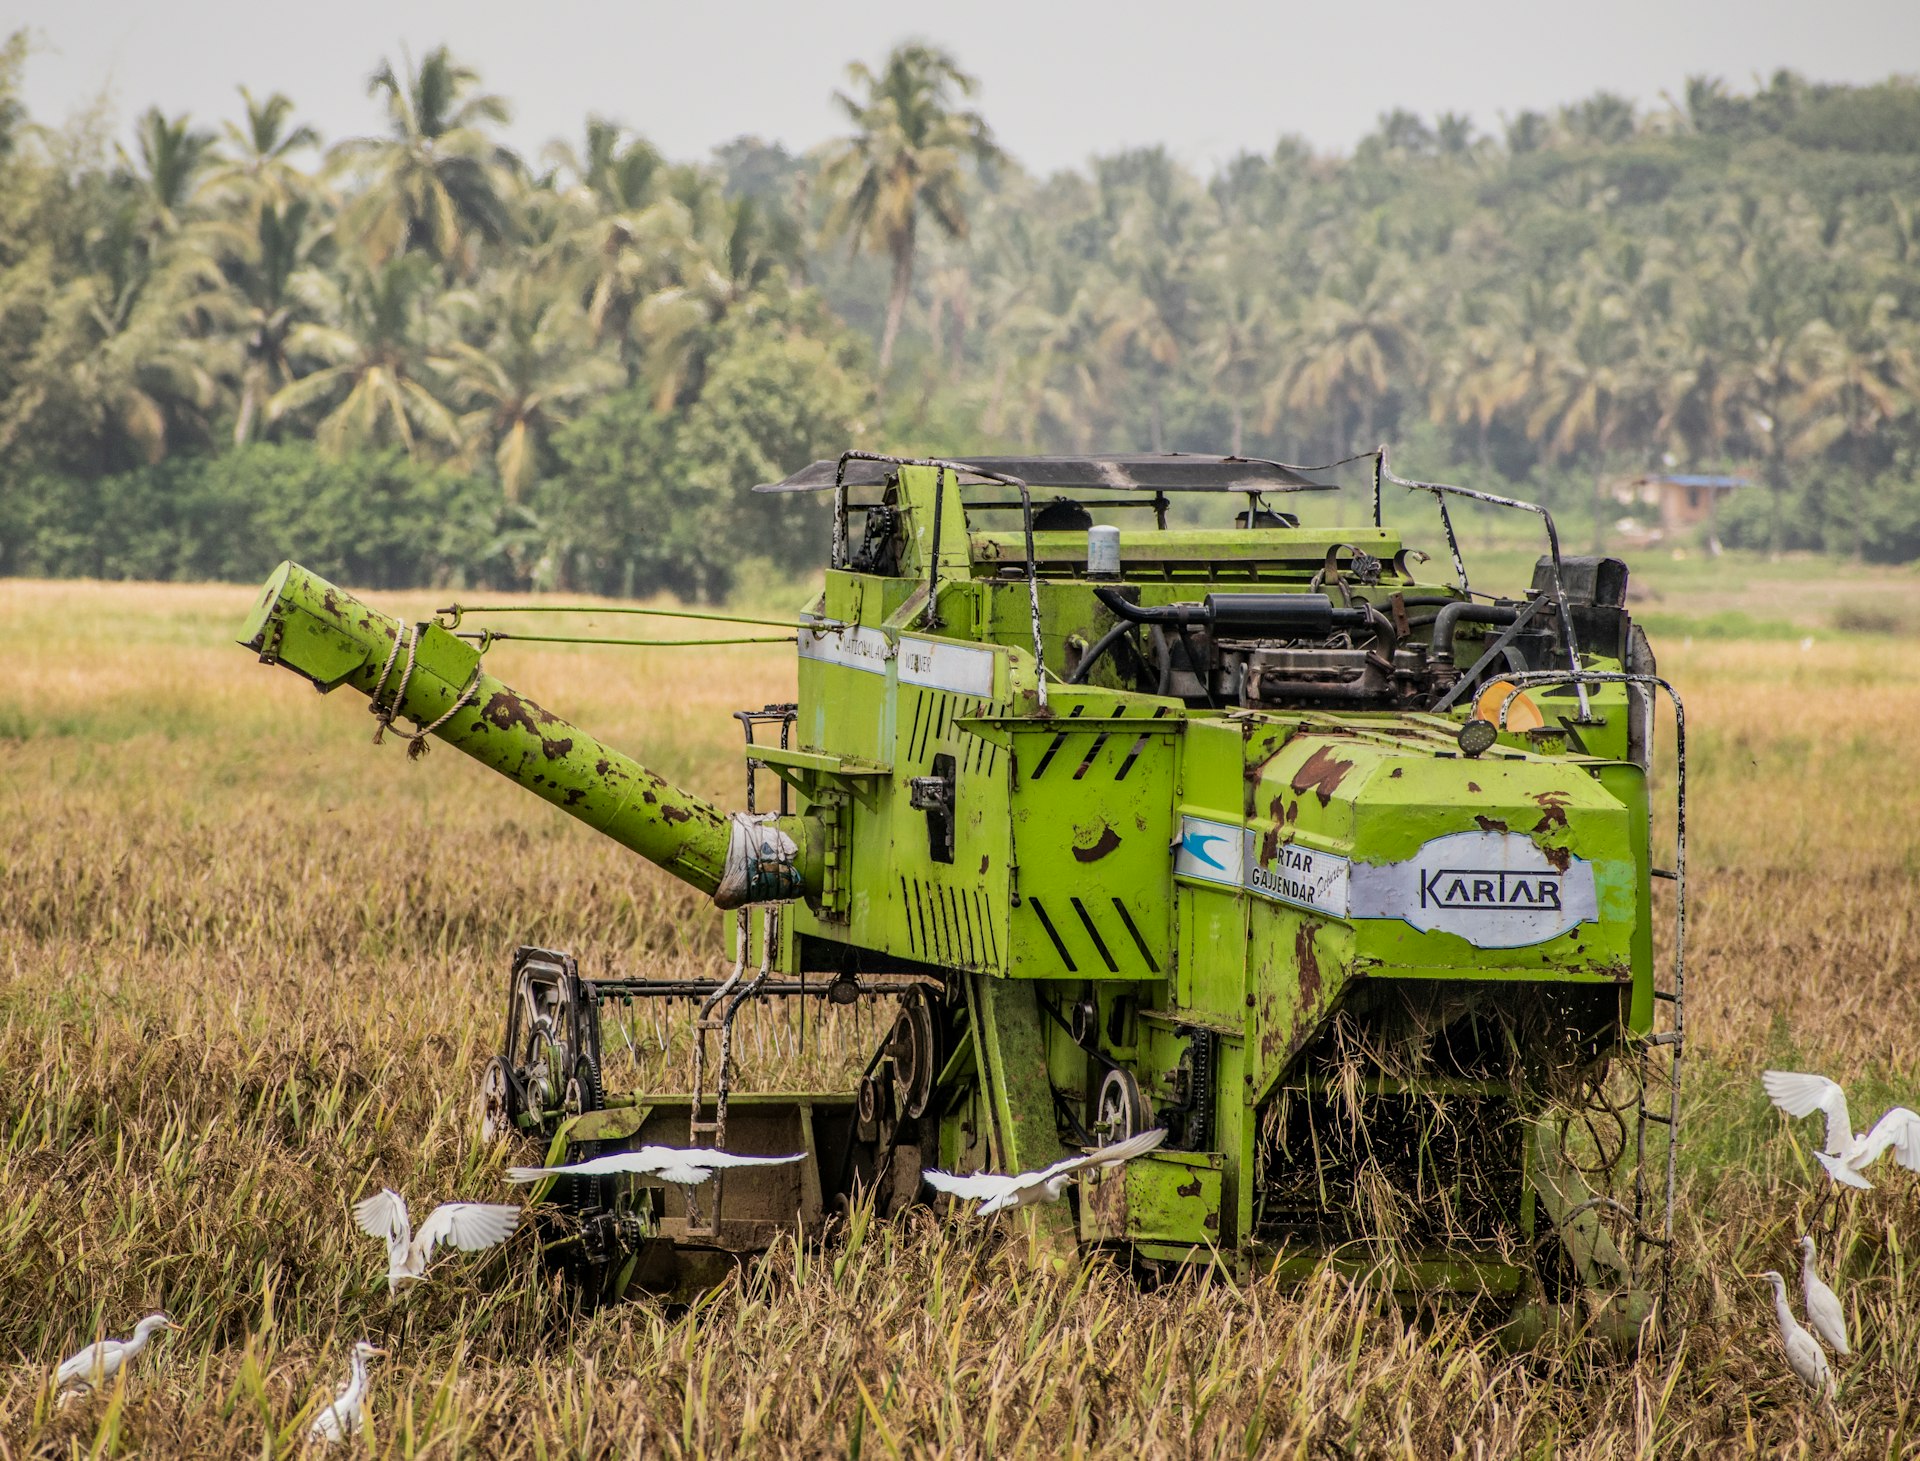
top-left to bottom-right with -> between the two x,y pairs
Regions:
242,449 -> 1685,1338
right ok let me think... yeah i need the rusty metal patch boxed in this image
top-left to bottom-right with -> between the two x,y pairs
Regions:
1290,745 -> 1355,807
1072,825 -> 1122,863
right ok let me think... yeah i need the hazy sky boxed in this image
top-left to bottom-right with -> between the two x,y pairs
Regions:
14,0 -> 1920,176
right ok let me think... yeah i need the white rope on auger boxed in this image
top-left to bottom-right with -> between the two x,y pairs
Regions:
367,625 -> 412,742
368,623 -> 485,760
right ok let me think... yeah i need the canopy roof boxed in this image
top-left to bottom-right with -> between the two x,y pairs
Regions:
1633,473 -> 1752,490
755,453 -> 1339,494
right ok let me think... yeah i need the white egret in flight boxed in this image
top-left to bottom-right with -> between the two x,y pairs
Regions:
1798,1234 -> 1849,1356
1758,1270 -> 1832,1395
54,1313 -> 176,1394
308,1340 -> 385,1444
924,1128 -> 1167,1215
1761,1071 -> 1920,1188
506,1146 -> 804,1187
351,1188 -> 521,1295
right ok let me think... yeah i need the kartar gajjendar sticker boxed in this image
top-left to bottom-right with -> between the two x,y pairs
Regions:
1176,818 -> 1597,950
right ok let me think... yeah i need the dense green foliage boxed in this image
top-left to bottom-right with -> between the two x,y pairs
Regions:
0,445 -> 500,585
3,34 -> 1920,591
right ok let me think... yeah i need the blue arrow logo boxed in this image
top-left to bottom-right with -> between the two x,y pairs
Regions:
1180,831 -> 1229,871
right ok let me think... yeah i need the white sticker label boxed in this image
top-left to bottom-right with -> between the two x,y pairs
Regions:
798,623 -> 892,675
1349,830 -> 1597,948
1249,844 -> 1352,918
1174,815 -> 1244,887
1171,822 -> 1597,949
898,637 -> 996,696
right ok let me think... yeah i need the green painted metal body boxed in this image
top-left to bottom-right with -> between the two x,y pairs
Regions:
241,455 -> 1665,1308
769,469 -> 1655,1291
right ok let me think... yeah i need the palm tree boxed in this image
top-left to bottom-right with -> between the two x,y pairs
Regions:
439,275 -> 620,499
558,139 -> 804,408
554,116 -> 665,210
210,88 -> 319,204
1265,248 -> 1418,456
1793,292 -> 1918,467
1503,111 -> 1551,155
267,252 -> 459,455
1654,298 -> 1742,468
975,233 -> 1103,452
1435,113 -> 1482,166
1710,328 -> 1812,549
0,206 -> 223,470
1195,236 -> 1282,455
634,177 -> 805,410
1678,75 -> 1736,136
922,259 -> 975,382
334,46 -> 518,276
205,196 -> 331,444
971,209 -> 1075,441
1009,295 -> 1102,451
0,100 -> 230,471
1561,92 -> 1638,145
1096,147 -> 1203,450
1712,232 -> 1823,548
580,214 -> 682,367
1092,275 -> 1181,450
820,43 -> 1000,374
120,108 -> 221,240
548,122 -> 697,381
1428,300 -> 1525,472
1371,109 -> 1435,159
1524,292 -> 1653,546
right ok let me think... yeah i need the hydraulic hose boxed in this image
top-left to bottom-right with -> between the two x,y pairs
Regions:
1065,620 -> 1137,684
1092,587 -> 1377,640
1091,586 -> 1395,657
1434,602 -> 1520,667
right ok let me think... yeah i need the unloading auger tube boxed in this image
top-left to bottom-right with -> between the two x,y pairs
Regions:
237,562 -> 821,908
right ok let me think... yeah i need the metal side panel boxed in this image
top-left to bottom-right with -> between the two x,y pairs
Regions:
1080,1149 -> 1225,1246
1007,708 -> 1177,979
557,1094 -> 855,1252
970,973 -> 1070,1177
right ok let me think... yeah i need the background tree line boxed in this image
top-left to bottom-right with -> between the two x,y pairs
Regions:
3,35 -> 1920,595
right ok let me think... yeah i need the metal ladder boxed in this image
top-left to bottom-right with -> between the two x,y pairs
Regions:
684,705 -> 799,1238
1491,669 -> 1689,1299
1631,853 -> 1687,1295
735,703 -> 797,816
1632,685 -> 1688,1298
685,904 -> 779,1237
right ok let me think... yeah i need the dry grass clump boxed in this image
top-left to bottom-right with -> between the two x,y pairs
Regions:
3,580 -> 1920,1456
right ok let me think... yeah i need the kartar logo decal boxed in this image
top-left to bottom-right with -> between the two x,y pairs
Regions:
1349,830 -> 1597,948
1171,822 -> 1595,950
1421,865 -> 1565,912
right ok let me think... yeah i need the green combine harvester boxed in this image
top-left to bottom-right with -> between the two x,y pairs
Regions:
240,450 -> 1685,1338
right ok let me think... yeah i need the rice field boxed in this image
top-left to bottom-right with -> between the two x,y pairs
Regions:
4,564 -> 1920,1458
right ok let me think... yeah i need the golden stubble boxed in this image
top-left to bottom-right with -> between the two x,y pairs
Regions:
2,579 -> 1917,1458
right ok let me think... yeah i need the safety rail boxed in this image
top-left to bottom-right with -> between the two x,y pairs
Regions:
1495,669 -> 1686,1295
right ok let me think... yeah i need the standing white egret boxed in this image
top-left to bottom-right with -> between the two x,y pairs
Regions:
54,1313 -> 176,1394
1798,1234 -> 1850,1356
1761,1070 -> 1920,1188
308,1340 -> 386,1444
351,1188 -> 521,1295
505,1146 -> 804,1187
924,1128 -> 1167,1215
1759,1270 -> 1832,1395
